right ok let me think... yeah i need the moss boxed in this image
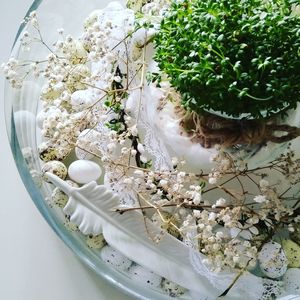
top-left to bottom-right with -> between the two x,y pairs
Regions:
154,0 -> 300,119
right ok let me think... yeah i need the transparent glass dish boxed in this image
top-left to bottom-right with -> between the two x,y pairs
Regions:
4,1 -> 183,299
4,1 -> 300,300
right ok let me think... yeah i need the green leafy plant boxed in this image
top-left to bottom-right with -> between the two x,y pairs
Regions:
154,0 -> 300,119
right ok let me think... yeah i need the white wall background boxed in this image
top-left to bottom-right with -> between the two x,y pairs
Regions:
0,1 -> 133,299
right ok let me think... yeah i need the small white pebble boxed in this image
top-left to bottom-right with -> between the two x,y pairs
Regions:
68,160 -> 102,184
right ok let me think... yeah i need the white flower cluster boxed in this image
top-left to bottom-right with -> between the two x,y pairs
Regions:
30,7 -> 136,160
193,207 -> 259,271
208,148 -> 235,185
127,0 -> 170,16
1,58 -> 24,88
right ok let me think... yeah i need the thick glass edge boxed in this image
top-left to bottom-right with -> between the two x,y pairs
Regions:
3,2 -> 175,300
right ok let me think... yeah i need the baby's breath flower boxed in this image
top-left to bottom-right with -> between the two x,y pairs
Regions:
215,198 -> 226,207
254,195 -> 267,203
208,176 -> 217,185
259,179 -> 269,189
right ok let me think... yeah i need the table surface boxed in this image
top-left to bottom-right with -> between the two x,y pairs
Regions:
0,1 -> 133,299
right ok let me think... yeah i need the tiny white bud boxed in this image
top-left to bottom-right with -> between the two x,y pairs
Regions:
159,179 -> 168,188
131,149 -> 137,156
208,177 -> 217,185
140,155 -> 148,164
134,170 -> 144,177
137,143 -> 145,153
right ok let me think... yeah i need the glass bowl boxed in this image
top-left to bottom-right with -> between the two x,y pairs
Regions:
4,1 -> 300,299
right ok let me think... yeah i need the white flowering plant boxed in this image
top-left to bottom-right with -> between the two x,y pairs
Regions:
3,0 -> 300,298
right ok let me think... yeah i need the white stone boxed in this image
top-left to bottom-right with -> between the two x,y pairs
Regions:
258,241 -> 288,279
68,160 -> 102,184
283,268 -> 300,295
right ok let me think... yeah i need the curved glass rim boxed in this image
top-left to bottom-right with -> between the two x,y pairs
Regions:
4,1 -> 176,299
